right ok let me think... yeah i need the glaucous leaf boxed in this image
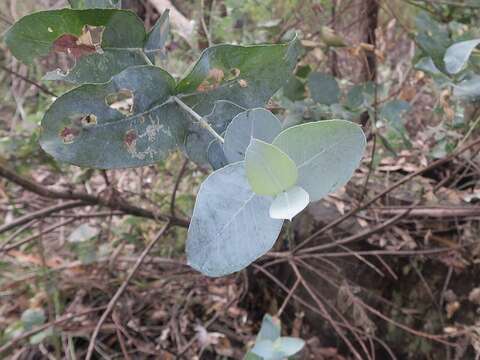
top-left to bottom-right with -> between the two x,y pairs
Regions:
187,162 -> 284,277
176,36 -> 300,115
444,39 -> 480,74
257,314 -> 281,342
272,120 -> 366,202
245,139 -> 298,196
21,309 -> 46,331
308,72 -> 340,105
69,0 -> 121,8
415,11 -> 450,70
454,74 -> 480,100
145,9 -> 170,62
40,65 -> 189,168
207,140 -> 228,170
379,100 -> 411,149
5,9 -> 145,65
185,100 -> 244,166
224,108 -> 282,163
269,186 -> 309,220
283,75 -> 306,101
274,337 -> 305,357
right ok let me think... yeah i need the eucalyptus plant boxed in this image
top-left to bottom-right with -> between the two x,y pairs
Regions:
5,3 -> 366,277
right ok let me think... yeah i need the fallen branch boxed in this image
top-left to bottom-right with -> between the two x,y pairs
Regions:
0,164 -> 189,229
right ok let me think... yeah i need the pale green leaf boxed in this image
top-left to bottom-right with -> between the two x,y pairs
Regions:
68,223 -> 99,243
444,39 -> 480,74
21,309 -> 46,331
224,108 -> 282,163
454,74 -> 480,100
245,139 -> 298,196
187,162 -> 284,277
257,314 -> 281,342
269,186 -> 309,220
275,337 -> 305,357
272,120 -> 366,202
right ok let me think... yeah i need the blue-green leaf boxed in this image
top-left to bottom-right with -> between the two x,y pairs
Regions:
187,162 -> 284,277
257,314 -> 281,342
272,120 -> 365,202
185,100 -> 244,166
308,72 -> 340,105
444,39 -> 480,74
40,65 -> 186,168
245,139 -> 298,196
269,186 -> 309,220
69,0 -> 121,8
144,9 -> 170,62
224,108 -> 282,163
176,36 -> 300,114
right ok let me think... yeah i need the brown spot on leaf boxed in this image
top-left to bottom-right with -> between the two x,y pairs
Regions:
238,79 -> 248,88
53,34 -> 96,59
59,127 -> 80,144
230,68 -> 241,78
124,129 -> 138,151
196,68 -> 225,92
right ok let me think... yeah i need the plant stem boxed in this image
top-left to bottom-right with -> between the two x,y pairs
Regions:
171,96 -> 225,143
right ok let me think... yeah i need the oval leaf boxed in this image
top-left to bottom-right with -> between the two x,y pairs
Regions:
40,65 -> 188,168
275,337 -> 305,357
187,162 -> 284,277
257,314 -> 281,342
272,120 -> 366,202
5,9 -> 145,65
224,108 -> 282,163
308,72 -> 340,105
444,39 -> 480,75
176,37 -> 300,114
245,139 -> 297,196
269,186 -> 309,220
207,140 -> 228,170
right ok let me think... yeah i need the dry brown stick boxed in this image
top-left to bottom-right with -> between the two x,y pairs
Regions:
373,206 -> 480,218
0,64 -> 58,97
293,137 -> 480,252
0,200 -> 85,235
0,164 -> 189,228
170,158 -> 189,217
85,221 -> 171,360
1,218 -> 76,253
0,307 -> 106,355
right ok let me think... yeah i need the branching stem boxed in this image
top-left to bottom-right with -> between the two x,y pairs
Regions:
171,96 -> 225,143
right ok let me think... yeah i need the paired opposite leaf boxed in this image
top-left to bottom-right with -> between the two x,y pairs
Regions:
444,39 -> 480,74
269,186 -> 309,220
245,139 -> 297,196
224,108 -> 282,162
273,120 -> 366,202
187,162 -> 284,277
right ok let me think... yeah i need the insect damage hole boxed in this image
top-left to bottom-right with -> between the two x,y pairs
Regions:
80,114 -> 97,127
106,89 -> 134,116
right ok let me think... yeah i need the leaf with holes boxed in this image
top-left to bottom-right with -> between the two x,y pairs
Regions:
269,186 -> 309,220
6,8 -> 149,83
185,100 -> 244,166
444,39 -> 480,75
187,162 -> 284,277
176,36 -> 300,115
224,108 -> 282,163
272,120 -> 366,202
40,65 -> 190,168
245,139 -> 297,196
